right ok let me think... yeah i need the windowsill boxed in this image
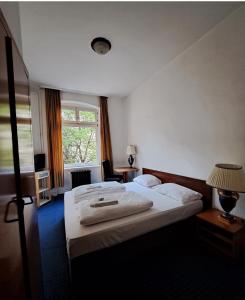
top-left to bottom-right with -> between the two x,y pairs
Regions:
64,164 -> 101,170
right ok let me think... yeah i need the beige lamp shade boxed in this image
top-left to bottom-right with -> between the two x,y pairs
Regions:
127,145 -> 136,155
206,164 -> 245,193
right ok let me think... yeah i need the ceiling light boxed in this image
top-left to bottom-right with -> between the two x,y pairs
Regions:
91,37 -> 111,55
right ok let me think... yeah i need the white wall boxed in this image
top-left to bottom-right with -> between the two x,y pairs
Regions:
0,2 -> 22,53
125,6 -> 245,217
30,87 -> 126,189
61,91 -> 99,108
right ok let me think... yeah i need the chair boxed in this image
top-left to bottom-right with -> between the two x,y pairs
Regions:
102,160 -> 123,182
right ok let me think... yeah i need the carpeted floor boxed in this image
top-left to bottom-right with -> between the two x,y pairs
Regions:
38,196 -> 245,300
38,195 -> 70,300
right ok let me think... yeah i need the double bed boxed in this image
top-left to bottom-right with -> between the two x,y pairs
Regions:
64,168 -> 212,261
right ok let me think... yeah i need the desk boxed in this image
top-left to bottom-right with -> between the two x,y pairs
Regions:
114,167 -> 139,183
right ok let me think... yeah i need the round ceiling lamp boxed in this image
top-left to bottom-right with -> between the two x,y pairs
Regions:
91,37 -> 111,55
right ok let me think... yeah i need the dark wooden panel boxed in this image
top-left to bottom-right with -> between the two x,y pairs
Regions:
143,168 -> 212,210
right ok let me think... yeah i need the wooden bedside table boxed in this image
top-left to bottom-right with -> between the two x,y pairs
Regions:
196,209 -> 245,260
113,167 -> 139,183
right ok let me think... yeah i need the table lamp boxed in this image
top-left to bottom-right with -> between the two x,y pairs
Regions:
206,164 -> 245,222
127,145 -> 136,168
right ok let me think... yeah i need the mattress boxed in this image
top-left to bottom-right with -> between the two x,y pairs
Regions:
64,182 -> 202,259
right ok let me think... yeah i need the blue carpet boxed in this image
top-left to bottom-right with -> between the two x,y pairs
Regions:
38,196 -> 70,300
38,196 -> 245,300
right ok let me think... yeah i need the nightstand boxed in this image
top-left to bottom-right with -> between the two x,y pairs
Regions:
113,167 -> 139,183
196,209 -> 245,260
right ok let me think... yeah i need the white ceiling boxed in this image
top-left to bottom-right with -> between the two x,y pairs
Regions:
19,2 -> 240,97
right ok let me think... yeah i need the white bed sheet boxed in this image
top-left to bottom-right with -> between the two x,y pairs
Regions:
64,182 -> 202,259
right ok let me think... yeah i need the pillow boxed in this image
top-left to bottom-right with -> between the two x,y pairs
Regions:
152,183 -> 202,204
133,174 -> 161,187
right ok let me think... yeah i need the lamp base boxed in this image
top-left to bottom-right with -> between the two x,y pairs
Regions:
219,213 -> 236,224
128,155 -> 134,168
218,189 -> 239,224
218,213 -> 236,224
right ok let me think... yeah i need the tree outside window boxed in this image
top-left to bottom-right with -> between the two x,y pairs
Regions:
62,106 -> 98,166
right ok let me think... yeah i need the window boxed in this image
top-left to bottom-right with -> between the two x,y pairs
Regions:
61,105 -> 98,166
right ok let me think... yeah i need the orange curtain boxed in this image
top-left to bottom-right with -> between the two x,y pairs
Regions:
45,88 -> 64,189
100,96 -> 113,168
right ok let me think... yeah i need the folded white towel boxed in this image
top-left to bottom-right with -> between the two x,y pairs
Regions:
80,191 -> 153,225
73,181 -> 121,193
73,181 -> 125,204
86,186 -> 103,190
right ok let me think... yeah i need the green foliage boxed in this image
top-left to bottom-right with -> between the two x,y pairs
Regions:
62,126 -> 97,164
79,111 -> 96,122
62,108 -> 98,165
62,108 -> 76,121
62,108 -> 96,122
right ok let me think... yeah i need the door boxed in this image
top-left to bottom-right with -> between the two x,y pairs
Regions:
0,21 -> 26,300
0,12 -> 43,300
9,35 -> 43,300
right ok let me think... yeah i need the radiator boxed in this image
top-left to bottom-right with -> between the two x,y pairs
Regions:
71,170 -> 91,188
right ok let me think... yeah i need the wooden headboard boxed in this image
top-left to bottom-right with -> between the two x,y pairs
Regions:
143,168 -> 212,210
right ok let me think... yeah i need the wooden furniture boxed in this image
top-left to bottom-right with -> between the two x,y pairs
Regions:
0,9 -> 43,299
35,170 -> 51,207
102,160 -> 123,182
143,168 -> 212,209
196,209 -> 245,259
114,167 -> 139,183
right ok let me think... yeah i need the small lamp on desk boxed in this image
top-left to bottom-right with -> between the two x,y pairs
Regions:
206,164 -> 245,223
127,145 -> 136,168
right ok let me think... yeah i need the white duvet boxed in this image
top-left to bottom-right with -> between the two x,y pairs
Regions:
80,191 -> 153,225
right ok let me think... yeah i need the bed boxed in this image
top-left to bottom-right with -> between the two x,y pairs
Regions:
64,168 -> 212,260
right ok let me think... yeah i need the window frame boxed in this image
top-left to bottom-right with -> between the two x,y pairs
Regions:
61,104 -> 99,168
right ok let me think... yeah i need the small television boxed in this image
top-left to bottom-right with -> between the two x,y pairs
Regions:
34,153 -> 45,172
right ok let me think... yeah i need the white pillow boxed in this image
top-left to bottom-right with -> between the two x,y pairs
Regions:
152,183 -> 202,204
133,174 -> 161,187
